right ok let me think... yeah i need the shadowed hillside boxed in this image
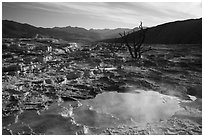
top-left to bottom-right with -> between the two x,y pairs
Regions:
103,18 -> 202,44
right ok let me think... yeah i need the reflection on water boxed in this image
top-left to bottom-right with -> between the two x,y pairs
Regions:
4,91 -> 184,135
75,91 -> 183,127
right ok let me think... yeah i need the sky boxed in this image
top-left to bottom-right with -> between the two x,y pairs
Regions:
2,2 -> 202,29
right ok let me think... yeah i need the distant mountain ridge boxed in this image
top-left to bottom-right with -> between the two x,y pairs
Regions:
89,28 -> 132,39
103,18 -> 202,44
2,18 -> 202,44
2,20 -> 98,42
2,20 -> 132,43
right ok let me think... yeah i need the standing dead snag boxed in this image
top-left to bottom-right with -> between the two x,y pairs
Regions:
119,31 -> 134,58
119,22 -> 152,59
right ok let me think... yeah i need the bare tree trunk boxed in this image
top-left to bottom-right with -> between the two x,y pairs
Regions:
119,21 -> 152,60
119,32 -> 134,58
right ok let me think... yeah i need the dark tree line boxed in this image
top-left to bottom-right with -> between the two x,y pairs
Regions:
119,22 -> 152,59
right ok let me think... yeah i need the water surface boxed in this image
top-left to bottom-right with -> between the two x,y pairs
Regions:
74,91 -> 183,127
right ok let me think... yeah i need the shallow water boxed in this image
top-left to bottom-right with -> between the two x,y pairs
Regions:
5,90 -> 185,135
75,91 -> 183,126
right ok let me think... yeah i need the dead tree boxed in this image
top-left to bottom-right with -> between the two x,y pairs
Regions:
119,22 -> 152,59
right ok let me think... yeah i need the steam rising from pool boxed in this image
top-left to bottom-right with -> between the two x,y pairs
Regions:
7,90 -> 184,134
74,90 -> 183,127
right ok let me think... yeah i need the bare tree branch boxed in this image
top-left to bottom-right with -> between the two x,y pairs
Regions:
118,22 -> 151,59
